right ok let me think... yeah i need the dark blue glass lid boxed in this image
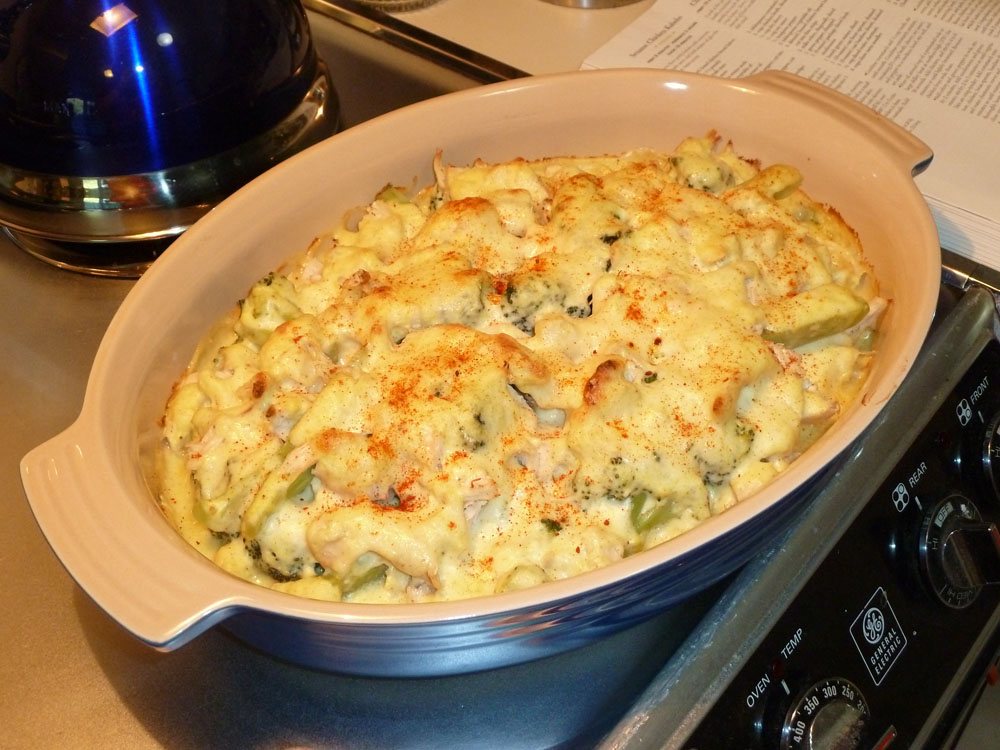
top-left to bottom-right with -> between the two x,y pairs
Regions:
0,0 -> 319,176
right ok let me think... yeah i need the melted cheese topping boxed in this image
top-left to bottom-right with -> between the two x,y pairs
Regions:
156,135 -> 882,603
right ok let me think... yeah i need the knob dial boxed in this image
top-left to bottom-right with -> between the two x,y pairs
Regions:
920,495 -> 1000,608
780,678 -> 869,750
982,411 -> 1000,499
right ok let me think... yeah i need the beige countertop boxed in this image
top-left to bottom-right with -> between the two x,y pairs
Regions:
395,0 -> 655,73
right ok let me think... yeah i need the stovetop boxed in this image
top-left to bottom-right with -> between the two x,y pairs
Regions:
2,5 -> 998,749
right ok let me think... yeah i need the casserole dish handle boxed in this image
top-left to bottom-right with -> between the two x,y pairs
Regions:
20,421 -> 239,649
747,70 -> 934,177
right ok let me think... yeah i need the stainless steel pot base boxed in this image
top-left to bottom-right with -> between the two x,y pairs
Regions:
4,227 -> 171,279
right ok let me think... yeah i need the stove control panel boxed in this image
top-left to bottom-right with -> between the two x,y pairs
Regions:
683,338 -> 1000,749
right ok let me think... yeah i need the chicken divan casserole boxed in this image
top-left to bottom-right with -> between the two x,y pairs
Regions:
157,135 -> 883,603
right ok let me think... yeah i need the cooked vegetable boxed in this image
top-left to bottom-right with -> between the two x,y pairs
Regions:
762,283 -> 869,348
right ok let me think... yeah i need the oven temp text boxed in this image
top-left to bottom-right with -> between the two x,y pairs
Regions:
744,628 -> 803,708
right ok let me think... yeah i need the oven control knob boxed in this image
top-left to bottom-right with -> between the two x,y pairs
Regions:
920,494 -> 1000,608
983,412 -> 1000,499
779,678 -> 870,750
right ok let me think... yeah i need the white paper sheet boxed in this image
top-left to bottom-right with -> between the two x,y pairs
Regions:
583,0 -> 1000,267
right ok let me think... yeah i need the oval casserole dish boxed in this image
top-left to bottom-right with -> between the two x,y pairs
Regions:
20,68 -> 940,677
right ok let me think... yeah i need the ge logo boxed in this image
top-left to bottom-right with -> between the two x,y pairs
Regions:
863,607 -> 885,645
892,483 -> 909,512
956,399 -> 972,426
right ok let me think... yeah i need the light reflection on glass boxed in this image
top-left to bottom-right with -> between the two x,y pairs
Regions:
98,1 -> 163,167
82,178 -> 101,206
89,2 -> 138,37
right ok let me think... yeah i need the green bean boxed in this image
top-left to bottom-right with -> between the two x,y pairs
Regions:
856,328 -> 876,352
285,464 -> 315,500
629,490 -> 675,533
343,563 -> 388,596
376,185 -> 410,204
